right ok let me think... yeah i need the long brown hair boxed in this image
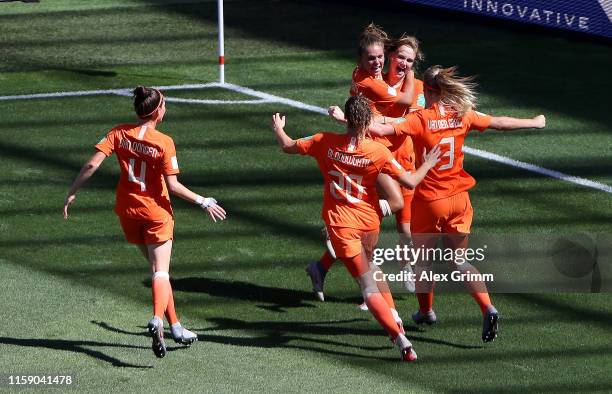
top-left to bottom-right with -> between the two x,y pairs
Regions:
423,65 -> 477,116
345,95 -> 372,141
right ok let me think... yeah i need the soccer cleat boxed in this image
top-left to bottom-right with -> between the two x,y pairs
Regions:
412,309 -> 437,325
305,261 -> 326,301
171,324 -> 198,346
357,302 -> 369,311
395,334 -> 417,362
482,307 -> 499,343
148,316 -> 167,358
400,346 -> 418,362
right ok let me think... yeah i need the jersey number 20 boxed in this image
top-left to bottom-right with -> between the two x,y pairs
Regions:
328,170 -> 364,204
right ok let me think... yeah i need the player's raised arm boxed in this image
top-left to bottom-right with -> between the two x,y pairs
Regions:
63,150 -> 107,219
397,146 -> 441,189
488,114 -> 546,130
164,175 -> 226,222
270,113 -> 299,154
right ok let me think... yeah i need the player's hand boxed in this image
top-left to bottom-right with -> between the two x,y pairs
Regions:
534,115 -> 546,129
205,203 -> 226,223
422,145 -> 442,169
328,106 -> 345,123
271,113 -> 286,131
63,194 -> 76,219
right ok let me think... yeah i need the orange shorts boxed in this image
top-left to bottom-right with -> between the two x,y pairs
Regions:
118,215 -> 174,244
395,188 -> 414,225
327,226 -> 378,277
411,191 -> 473,234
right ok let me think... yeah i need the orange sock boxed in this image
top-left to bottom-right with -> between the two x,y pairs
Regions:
365,293 -> 400,340
164,288 -> 179,325
471,292 -> 492,315
319,251 -> 335,272
381,291 -> 396,310
416,292 -> 434,313
152,271 -> 171,319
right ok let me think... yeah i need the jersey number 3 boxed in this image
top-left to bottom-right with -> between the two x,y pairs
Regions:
438,136 -> 455,171
128,159 -> 147,191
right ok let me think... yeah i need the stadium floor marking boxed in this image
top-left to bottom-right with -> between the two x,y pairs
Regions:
1,82 -> 610,194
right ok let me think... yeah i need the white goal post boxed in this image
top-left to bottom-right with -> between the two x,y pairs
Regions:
218,0 -> 225,84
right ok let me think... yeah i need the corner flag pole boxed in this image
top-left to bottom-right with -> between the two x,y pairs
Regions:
218,0 -> 225,84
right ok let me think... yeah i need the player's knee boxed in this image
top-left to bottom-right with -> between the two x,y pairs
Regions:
152,271 -> 170,281
359,272 -> 379,299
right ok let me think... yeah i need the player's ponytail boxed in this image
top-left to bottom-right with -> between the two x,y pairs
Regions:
133,86 -> 164,119
423,65 -> 477,117
357,23 -> 389,61
345,95 -> 372,141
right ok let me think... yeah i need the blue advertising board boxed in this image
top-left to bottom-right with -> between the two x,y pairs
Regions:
401,0 -> 612,38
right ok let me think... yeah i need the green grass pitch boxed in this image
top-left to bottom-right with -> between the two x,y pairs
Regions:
1,0 -> 611,392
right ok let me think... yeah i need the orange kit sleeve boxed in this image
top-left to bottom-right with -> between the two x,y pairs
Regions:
295,133 -> 325,156
392,112 -> 424,137
161,137 -> 180,176
466,110 -> 492,132
95,129 -> 117,156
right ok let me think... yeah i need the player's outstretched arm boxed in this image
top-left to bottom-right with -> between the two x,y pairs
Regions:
368,121 -> 396,137
329,106 -> 404,128
164,175 -> 226,222
489,115 -> 546,130
271,113 -> 299,154
63,151 -> 107,219
397,146 -> 441,189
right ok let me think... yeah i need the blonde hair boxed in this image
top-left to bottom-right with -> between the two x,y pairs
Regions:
386,33 -> 425,70
423,65 -> 477,116
345,95 -> 372,141
357,23 -> 389,60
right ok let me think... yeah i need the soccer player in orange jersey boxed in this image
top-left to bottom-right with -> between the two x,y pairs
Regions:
63,86 -> 226,358
314,33 -> 427,298
381,34 -> 426,292
369,65 -> 546,342
271,95 -> 441,362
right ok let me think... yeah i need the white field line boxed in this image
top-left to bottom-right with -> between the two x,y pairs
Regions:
165,97 -> 273,105
223,83 -> 612,194
1,82 -> 610,194
463,146 -> 612,193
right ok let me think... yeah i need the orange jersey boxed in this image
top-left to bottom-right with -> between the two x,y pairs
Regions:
383,77 -> 425,117
382,77 -> 425,173
295,133 -> 406,231
350,67 -> 402,116
393,103 -> 492,201
95,124 -> 179,220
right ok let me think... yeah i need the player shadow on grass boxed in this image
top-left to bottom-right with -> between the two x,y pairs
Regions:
153,276 -> 335,313
0,336 -> 152,369
195,317 -> 481,360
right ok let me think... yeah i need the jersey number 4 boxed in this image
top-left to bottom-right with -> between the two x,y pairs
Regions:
329,170 -> 364,204
128,159 -> 147,191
